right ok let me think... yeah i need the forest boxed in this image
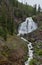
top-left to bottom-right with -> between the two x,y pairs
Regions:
0,0 -> 42,40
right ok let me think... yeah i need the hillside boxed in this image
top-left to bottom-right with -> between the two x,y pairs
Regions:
0,0 -> 34,40
0,35 -> 28,65
0,0 -> 42,65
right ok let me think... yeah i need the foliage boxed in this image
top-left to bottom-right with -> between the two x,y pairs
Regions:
0,0 -> 14,40
29,59 -> 37,65
0,0 -> 41,41
33,4 -> 37,15
37,49 -> 42,56
38,5 -> 41,14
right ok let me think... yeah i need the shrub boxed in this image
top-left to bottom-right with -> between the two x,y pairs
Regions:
29,59 -> 37,65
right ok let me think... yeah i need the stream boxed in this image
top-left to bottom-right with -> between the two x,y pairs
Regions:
20,37 -> 33,65
25,41 -> 33,65
17,17 -> 37,65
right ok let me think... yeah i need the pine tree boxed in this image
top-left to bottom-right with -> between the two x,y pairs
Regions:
33,4 -> 37,15
1,0 -> 7,41
38,5 -> 41,14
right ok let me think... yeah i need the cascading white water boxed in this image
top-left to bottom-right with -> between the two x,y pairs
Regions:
17,17 -> 37,65
18,17 -> 37,36
25,42 -> 33,65
21,37 -> 33,65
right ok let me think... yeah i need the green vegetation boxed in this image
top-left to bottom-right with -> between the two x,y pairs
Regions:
33,41 -> 42,65
29,59 -> 37,65
29,41 -> 42,65
34,42 -> 42,56
0,0 -> 42,41
0,0 -> 14,40
0,0 -> 42,65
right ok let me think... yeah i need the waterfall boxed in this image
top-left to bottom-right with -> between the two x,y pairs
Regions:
17,17 -> 38,65
18,17 -> 37,35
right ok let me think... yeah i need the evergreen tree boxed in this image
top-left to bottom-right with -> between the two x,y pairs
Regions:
10,11 -> 14,35
38,5 -> 41,13
33,4 -> 37,15
1,1 -> 7,41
